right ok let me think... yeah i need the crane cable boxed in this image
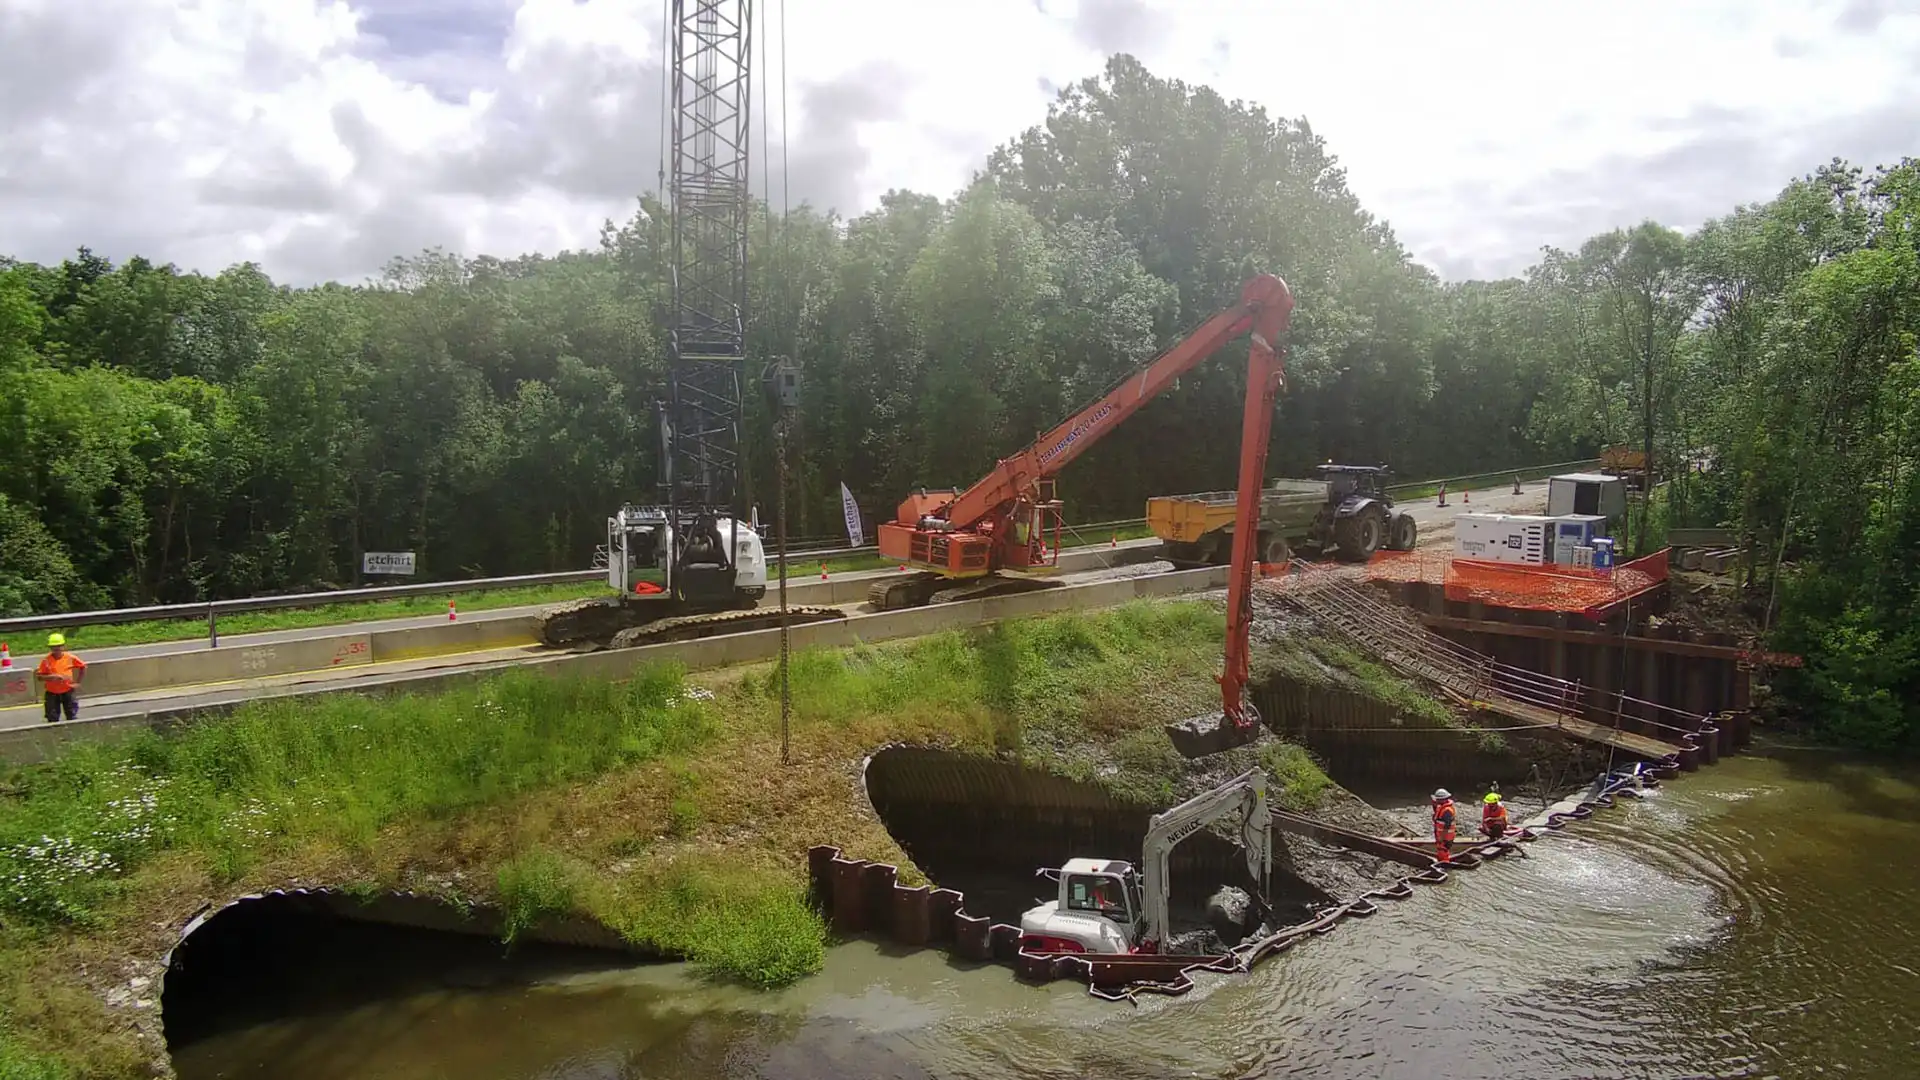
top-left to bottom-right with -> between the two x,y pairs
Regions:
656,0 -> 670,201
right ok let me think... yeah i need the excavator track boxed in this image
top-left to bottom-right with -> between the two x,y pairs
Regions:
866,573 -> 1064,611
866,574 -> 938,612
929,575 -> 1061,605
535,596 -> 646,649
606,605 -> 846,650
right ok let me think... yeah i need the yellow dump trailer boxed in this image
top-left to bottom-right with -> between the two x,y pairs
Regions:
1146,468 -> 1416,566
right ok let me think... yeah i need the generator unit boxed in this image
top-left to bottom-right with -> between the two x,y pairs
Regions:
1454,513 -> 1550,565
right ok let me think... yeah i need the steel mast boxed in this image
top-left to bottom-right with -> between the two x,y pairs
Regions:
662,0 -> 752,513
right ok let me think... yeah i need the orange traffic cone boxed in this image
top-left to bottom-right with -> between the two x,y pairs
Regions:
1463,489 -> 1471,505
820,563 -> 829,581
0,642 -> 10,670
447,599 -> 457,622
1437,483 -> 1448,507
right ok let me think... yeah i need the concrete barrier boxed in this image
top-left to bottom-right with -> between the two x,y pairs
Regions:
369,616 -> 539,664
0,564 -> 1224,762
0,633 -> 376,704
560,565 -> 1225,683
0,668 -> 34,709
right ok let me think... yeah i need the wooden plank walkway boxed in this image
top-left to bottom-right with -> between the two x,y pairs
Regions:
1443,688 -> 1684,760
1270,809 -> 1432,867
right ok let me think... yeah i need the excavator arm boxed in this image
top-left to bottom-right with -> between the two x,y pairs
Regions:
1217,279 -> 1292,731
876,275 -> 1297,577
1138,768 -> 1272,952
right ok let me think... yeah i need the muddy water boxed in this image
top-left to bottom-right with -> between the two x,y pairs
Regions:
172,749 -> 1920,1080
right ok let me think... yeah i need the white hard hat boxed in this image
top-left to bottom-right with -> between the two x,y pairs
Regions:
1431,788 -> 1452,801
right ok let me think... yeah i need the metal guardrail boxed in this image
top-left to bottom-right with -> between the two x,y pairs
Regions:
0,463 -> 1595,646
0,570 -> 607,646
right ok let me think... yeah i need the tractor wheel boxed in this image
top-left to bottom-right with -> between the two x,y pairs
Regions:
1335,506 -> 1387,561
1388,513 -> 1418,552
1261,534 -> 1291,565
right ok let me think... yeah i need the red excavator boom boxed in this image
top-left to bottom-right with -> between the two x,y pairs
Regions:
875,275 -> 1297,589
1161,277 -> 1295,755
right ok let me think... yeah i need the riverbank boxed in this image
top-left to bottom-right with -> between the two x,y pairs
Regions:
0,598 -> 1450,1077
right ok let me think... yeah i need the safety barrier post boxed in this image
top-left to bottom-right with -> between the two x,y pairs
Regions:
208,602 -> 219,649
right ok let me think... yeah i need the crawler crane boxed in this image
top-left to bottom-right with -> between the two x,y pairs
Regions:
534,0 -> 845,649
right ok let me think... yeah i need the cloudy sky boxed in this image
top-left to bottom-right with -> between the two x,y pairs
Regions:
2,0 -> 1917,285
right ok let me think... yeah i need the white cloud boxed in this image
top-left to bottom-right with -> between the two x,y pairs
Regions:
1,0 -> 1916,284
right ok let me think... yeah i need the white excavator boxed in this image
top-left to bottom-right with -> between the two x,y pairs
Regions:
1018,768 -> 1273,955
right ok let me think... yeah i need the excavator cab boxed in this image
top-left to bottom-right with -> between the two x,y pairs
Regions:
605,506 -> 764,609
1019,858 -> 1147,954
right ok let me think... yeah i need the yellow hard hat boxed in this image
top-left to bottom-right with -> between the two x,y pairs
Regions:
1483,792 -> 1502,804
46,633 -> 65,648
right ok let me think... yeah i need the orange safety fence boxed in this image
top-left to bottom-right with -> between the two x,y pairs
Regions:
1366,549 -> 1669,616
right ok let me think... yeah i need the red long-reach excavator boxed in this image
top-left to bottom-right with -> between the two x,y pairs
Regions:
870,274 -> 1297,755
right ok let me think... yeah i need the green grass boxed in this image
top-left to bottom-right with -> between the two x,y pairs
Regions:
1261,742 -> 1334,811
0,664 -> 714,927
0,1036 -> 65,1080
597,862 -> 826,989
751,600 -> 1235,806
1261,634 -> 1461,729
496,849 -> 581,945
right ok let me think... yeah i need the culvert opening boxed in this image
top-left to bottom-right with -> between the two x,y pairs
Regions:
161,891 -> 633,1057
861,746 -> 1332,941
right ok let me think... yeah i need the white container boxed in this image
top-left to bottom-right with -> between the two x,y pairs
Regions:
1572,546 -> 1595,569
1454,513 -> 1549,565
1547,473 -> 1628,519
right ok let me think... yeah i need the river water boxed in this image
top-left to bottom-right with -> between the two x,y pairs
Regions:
171,748 -> 1919,1080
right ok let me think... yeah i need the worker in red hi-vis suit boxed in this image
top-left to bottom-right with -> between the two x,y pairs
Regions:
1430,788 -> 1457,864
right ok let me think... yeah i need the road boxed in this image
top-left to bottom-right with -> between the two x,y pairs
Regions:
1397,479 -> 1547,548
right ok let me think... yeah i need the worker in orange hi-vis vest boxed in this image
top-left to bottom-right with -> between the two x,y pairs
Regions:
34,633 -> 86,724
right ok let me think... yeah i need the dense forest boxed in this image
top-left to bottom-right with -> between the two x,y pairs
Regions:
0,58 -> 1913,747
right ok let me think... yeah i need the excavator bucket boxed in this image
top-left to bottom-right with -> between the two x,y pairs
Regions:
1164,710 -> 1266,759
